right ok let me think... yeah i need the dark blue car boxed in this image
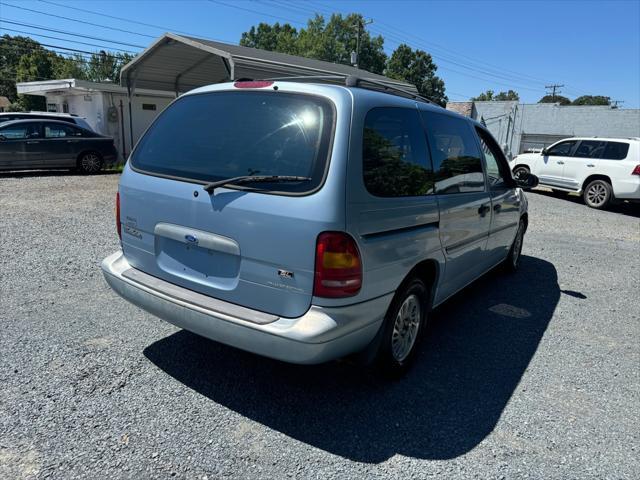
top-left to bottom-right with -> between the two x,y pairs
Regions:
0,119 -> 118,173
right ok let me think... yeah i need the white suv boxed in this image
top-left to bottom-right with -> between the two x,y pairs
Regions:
509,137 -> 640,209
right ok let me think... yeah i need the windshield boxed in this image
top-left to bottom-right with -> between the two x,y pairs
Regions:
131,91 -> 335,194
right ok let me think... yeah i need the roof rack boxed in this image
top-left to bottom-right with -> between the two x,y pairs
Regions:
263,74 -> 441,107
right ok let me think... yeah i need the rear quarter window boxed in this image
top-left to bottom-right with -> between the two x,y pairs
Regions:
602,142 -> 630,160
362,107 -> 434,197
131,91 -> 335,194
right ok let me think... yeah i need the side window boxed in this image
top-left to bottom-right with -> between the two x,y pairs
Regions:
602,142 -> 630,160
363,107 -> 434,197
0,122 -> 40,139
475,127 -> 510,188
45,124 -> 83,138
546,140 -> 576,156
421,111 -> 485,194
573,140 -> 605,159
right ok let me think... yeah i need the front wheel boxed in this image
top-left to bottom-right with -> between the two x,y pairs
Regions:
373,277 -> 429,377
503,219 -> 525,272
77,152 -> 103,174
583,179 -> 612,209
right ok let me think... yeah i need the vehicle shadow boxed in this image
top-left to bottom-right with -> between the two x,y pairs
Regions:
532,188 -> 640,218
143,255 -> 559,462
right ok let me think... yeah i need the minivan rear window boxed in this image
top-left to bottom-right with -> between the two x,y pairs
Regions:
131,91 -> 334,194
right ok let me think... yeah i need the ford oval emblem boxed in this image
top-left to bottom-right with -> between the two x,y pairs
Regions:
185,234 -> 198,244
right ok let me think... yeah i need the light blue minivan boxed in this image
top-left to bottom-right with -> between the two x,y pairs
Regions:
102,78 -> 537,375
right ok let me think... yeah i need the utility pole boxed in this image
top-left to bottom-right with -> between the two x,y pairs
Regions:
611,100 -> 624,109
351,18 -> 373,69
545,84 -> 564,102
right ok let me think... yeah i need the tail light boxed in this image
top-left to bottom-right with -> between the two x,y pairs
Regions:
632,165 -> 640,175
313,232 -> 362,298
233,80 -> 274,88
116,191 -> 122,240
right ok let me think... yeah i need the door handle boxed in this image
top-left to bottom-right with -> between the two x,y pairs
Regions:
478,204 -> 490,217
586,164 -> 595,167
557,161 -> 565,165
26,140 -> 40,144
493,203 -> 502,213
66,139 -> 80,143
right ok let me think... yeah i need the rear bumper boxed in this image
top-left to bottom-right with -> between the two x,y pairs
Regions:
101,251 -> 390,364
613,177 -> 640,200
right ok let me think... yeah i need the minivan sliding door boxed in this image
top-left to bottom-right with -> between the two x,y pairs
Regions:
420,110 -> 492,304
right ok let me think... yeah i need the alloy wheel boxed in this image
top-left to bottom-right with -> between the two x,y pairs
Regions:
391,294 -> 421,362
81,153 -> 101,173
586,182 -> 608,208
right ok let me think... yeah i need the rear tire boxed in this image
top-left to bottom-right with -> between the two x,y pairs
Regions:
77,152 -> 103,174
513,166 -> 531,188
373,277 -> 429,377
583,179 -> 612,209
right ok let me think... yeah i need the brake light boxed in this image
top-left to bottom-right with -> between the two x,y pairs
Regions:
313,232 -> 362,298
632,165 -> 640,175
233,80 -> 274,89
116,191 -> 121,240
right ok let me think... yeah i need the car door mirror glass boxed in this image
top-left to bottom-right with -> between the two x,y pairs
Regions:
514,171 -> 539,189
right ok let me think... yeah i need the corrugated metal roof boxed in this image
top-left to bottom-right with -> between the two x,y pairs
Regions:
120,33 -> 418,95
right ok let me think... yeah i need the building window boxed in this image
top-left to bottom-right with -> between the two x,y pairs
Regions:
142,103 -> 157,111
46,103 -> 58,112
62,103 -> 69,113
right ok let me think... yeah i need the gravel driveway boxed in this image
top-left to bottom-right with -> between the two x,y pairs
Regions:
1,172 -> 638,479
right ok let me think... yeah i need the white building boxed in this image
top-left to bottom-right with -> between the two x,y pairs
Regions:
447,100 -> 640,158
16,79 -> 174,160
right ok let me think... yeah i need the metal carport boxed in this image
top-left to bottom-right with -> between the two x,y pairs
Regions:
119,33 -> 419,147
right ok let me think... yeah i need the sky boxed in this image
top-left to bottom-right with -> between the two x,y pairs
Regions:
1,0 -> 639,108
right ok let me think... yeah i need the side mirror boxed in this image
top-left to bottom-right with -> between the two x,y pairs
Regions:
515,171 -> 539,189
0,135 -> 5,141
541,148 -> 548,156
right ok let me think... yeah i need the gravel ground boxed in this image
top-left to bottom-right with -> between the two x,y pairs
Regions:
1,172 -> 639,479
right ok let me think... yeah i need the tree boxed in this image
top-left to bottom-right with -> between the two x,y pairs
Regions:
0,35 -> 43,102
538,94 -> 571,105
85,51 -> 133,83
1,34 -> 132,111
471,89 -> 519,101
240,22 -> 299,54
15,48 -> 56,111
240,16 -> 449,103
240,14 -> 387,75
572,95 -> 610,106
385,44 -> 447,106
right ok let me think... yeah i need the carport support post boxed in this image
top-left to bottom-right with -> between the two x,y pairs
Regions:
126,71 -> 138,154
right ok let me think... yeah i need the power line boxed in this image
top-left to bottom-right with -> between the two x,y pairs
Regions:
275,0 -> 592,97
0,19 -> 146,49
256,0 -> 549,91
0,27 -> 138,54
0,2 -> 156,39
36,0 -> 235,44
205,0 -> 307,26
545,84 -> 565,101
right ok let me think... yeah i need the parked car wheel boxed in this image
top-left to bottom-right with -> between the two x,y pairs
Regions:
373,277 -> 429,376
583,179 -> 612,209
513,166 -> 530,186
504,219 -> 525,272
77,151 -> 103,174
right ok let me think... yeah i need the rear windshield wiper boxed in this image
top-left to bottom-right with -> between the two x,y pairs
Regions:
203,175 -> 311,194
